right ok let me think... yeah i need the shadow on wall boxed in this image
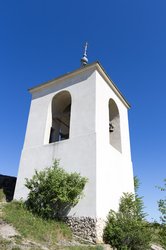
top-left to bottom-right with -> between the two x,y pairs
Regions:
0,174 -> 17,202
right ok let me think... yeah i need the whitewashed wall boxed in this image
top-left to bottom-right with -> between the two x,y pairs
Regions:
14,64 -> 134,221
14,68 -> 97,217
95,70 -> 134,219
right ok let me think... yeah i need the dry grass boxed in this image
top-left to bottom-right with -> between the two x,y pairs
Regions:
0,201 -> 104,250
1,201 -> 71,249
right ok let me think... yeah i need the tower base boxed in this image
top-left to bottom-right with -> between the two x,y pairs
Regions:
65,216 -> 106,243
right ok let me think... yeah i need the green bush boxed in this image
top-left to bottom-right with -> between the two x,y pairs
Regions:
25,160 -> 88,219
103,193 -> 152,250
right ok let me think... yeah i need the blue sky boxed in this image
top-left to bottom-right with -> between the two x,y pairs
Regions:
0,1 -> 165,221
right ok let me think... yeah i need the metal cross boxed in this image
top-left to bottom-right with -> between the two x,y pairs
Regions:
84,42 -> 88,56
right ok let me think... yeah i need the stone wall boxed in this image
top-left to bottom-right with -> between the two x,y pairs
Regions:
65,217 -> 105,243
0,174 -> 16,201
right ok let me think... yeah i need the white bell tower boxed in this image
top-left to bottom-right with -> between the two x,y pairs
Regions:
14,55 -> 134,242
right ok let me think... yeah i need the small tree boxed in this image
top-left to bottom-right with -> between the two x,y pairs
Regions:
157,178 -> 166,224
25,160 -> 88,219
134,176 -> 147,220
103,177 -> 152,250
156,179 -> 166,248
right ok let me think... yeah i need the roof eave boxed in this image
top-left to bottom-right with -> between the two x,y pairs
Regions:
28,61 -> 131,109
95,62 -> 131,109
28,62 -> 98,93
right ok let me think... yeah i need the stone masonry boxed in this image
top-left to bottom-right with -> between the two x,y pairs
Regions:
65,217 -> 106,243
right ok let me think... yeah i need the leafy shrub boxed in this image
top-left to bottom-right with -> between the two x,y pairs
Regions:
25,160 -> 88,219
158,224 -> 166,249
103,193 -> 152,250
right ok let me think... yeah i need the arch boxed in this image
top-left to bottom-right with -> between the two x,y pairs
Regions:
49,90 -> 71,143
109,99 -> 122,152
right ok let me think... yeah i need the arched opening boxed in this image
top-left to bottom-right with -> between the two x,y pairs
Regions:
109,99 -> 122,152
49,91 -> 71,143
